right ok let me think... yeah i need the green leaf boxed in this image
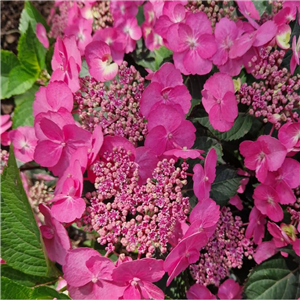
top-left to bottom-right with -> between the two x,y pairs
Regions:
1,265 -> 51,287
210,165 -> 241,206
1,145 -> 58,277
79,59 -> 90,78
19,1 -> 49,35
1,50 -> 20,99
1,277 -> 32,299
18,23 -> 47,76
12,84 -> 39,128
244,257 -> 300,299
153,46 -> 173,70
1,277 -> 70,299
136,5 -> 145,26
7,66 -> 37,98
252,0 -> 266,17
195,114 -> 253,141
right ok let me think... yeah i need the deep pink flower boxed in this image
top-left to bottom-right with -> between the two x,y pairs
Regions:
193,148 -> 217,202
36,23 -> 49,48
112,258 -> 165,300
140,63 -> 191,117
34,117 -> 91,177
163,147 -> 204,160
114,17 -> 142,53
239,135 -> 287,183
164,232 -> 208,286
202,73 -> 238,132
253,184 -> 283,222
110,1 -> 139,20
145,104 -> 196,156
0,114 -> 12,146
9,126 -> 37,163
229,195 -> 243,211
236,0 -> 260,29
253,240 -> 277,264
278,121 -> 300,154
291,35 -> 300,75
267,222 -> 296,248
282,1 -> 300,22
245,206 -> 266,245
33,81 -> 73,117
64,16 -> 93,55
39,204 -> 71,265
186,284 -> 216,300
264,158 -> 300,205
85,41 -> 118,82
51,36 -> 81,92
184,198 -> 220,239
64,248 -> 124,299
276,24 -> 291,49
168,12 -> 217,75
217,279 -> 243,300
93,28 -> 126,65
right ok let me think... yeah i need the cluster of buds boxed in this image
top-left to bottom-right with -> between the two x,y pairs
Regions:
74,62 -> 147,145
190,207 -> 253,287
91,1 -> 113,32
85,146 -> 190,257
185,0 -> 237,28
237,48 -> 300,128
0,150 -> 9,174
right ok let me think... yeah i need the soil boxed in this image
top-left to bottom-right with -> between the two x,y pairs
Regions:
1,1 -> 53,54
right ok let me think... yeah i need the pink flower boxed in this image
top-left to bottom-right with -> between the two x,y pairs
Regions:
112,258 -> 165,300
63,248 -> 124,299
34,117 -> 91,177
140,63 -> 191,118
184,198 -> 220,239
217,279 -> 243,300
9,126 -> 37,163
245,206 -> 266,245
253,240 -> 277,264
291,35 -> 300,75
110,1 -> 139,20
239,135 -> 287,183
145,104 -> 196,156
267,222 -> 296,247
236,0 -> 260,29
278,121 -> 300,154
253,184 -> 283,222
229,195 -> 243,211
164,232 -> 208,286
33,81 -> 73,117
39,204 -> 71,265
186,284 -> 216,300
51,36 -> 81,92
202,73 -> 238,132
0,114 -> 12,146
64,16 -> 93,55
36,23 -> 49,48
85,41 -> 118,82
163,147 -> 204,160
276,24 -> 291,49
93,28 -> 126,65
114,17 -> 142,53
168,12 -> 217,75
193,148 -> 217,202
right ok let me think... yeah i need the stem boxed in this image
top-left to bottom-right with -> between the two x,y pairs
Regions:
269,124 -> 275,136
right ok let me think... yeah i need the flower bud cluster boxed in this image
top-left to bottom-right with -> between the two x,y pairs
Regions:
237,48 -> 300,128
91,1 -> 113,32
185,0 -> 237,28
190,207 -> 253,286
74,62 -> 147,145
0,150 -> 9,174
85,146 -> 190,257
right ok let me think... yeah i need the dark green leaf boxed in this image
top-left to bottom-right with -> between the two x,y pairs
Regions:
7,66 -> 37,98
18,24 -> 47,76
1,277 -> 32,299
153,46 -> 173,70
210,165 -> 241,206
136,5 -> 145,26
252,1 -> 266,17
79,59 -> 90,78
1,265 -> 52,287
12,84 -> 39,128
244,257 -> 300,299
195,114 -> 253,141
1,277 -> 70,299
1,50 -> 20,99
19,1 -> 49,34
1,146 -> 58,277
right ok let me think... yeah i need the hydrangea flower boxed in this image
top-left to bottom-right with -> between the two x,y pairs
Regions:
36,23 -> 49,48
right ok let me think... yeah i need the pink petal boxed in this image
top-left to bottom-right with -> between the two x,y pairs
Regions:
34,140 -> 62,167
183,49 -> 213,75
144,126 -> 168,156
205,148 -> 217,183
209,104 -> 234,132
187,284 -> 216,300
218,279 -> 243,300
253,21 -> 278,47
220,91 -> 238,122
36,23 -> 49,48
151,62 -> 183,87
253,240 -> 277,264
196,34 -> 217,59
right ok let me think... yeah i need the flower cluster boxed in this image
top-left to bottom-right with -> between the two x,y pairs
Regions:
190,207 -> 254,287
86,144 -> 190,257
74,62 -> 147,145
237,47 -> 300,128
